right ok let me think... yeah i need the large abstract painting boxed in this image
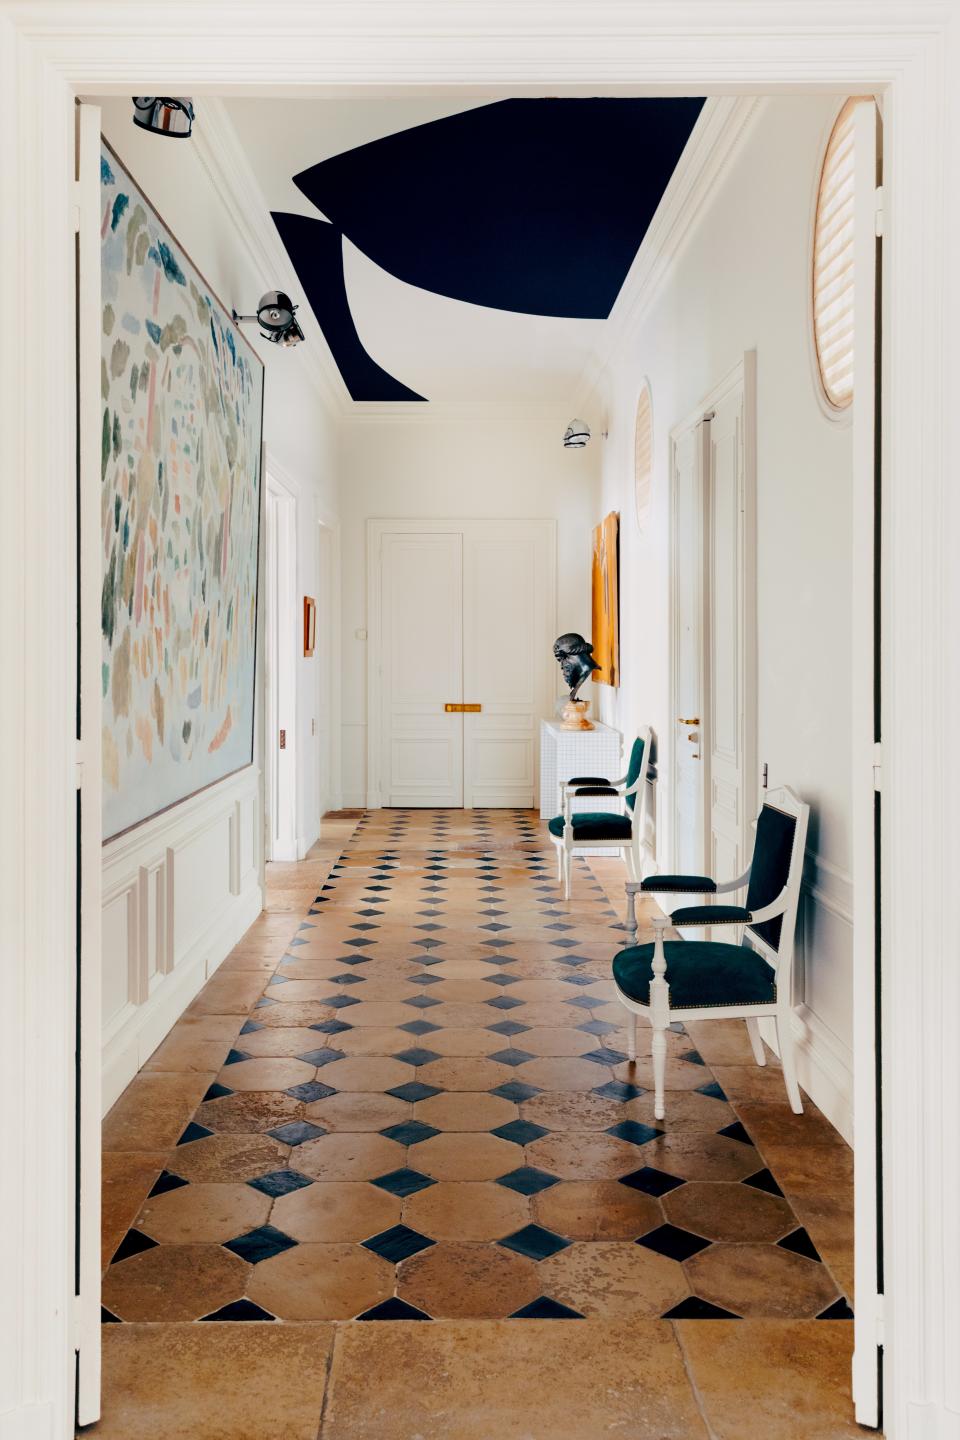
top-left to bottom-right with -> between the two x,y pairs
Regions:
591,512 -> 620,687
100,142 -> 264,840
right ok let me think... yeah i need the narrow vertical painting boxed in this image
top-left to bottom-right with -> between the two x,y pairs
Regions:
591,511 -> 620,687
100,142 -> 264,840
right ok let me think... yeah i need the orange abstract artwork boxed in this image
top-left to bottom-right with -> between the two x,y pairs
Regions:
591,512 -> 619,687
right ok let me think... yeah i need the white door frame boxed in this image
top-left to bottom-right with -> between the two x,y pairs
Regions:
366,517 -> 557,810
315,511 -> 343,824
668,354 -> 757,880
265,471 -> 298,861
0,8 -> 955,1437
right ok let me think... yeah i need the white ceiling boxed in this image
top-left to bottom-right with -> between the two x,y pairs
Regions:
224,97 -> 644,406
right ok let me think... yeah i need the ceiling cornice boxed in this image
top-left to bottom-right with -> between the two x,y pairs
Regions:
191,97 -> 351,420
573,94 -> 763,411
341,399 -> 572,426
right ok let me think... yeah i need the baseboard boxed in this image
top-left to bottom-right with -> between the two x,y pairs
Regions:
101,879 -> 262,1112
758,1004 -> 853,1144
0,1403 -> 54,1440
297,829 -> 319,860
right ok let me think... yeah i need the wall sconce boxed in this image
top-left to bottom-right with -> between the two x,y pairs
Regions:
232,291 -> 305,347
563,419 -> 591,449
132,97 -> 195,139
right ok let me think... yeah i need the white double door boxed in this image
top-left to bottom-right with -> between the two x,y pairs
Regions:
375,519 -> 555,808
670,356 -> 757,882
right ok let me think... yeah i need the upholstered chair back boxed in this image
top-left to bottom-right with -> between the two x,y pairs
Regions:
744,790 -> 809,995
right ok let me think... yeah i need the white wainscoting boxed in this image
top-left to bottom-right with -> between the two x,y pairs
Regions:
760,848 -> 853,1144
101,766 -> 263,1112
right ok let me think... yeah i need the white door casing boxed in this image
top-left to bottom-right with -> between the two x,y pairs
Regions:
380,530 -> 465,807
706,357 -> 758,886
670,416 -> 709,875
265,478 -> 298,860
850,96 -> 882,1431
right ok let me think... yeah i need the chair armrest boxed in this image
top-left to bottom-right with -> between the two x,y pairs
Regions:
745,886 -> 790,924
670,904 -> 752,926
572,786 -> 620,797
640,874 -> 718,895
563,774 -> 613,788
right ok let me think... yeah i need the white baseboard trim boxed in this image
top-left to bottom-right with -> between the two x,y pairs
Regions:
0,1403 -> 54,1440
101,879 -> 261,1112
758,1003 -> 853,1144
297,829 -> 319,860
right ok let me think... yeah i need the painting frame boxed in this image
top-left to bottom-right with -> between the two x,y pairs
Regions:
100,136 -> 265,842
591,511 -> 620,687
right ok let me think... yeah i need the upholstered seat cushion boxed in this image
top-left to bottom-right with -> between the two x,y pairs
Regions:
671,905 -> 752,926
612,940 -> 776,1010
641,874 -> 717,893
547,811 -> 632,840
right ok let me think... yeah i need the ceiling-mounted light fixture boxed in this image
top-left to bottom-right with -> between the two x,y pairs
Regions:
563,419 -> 591,449
232,291 -> 305,347
132,97 -> 195,139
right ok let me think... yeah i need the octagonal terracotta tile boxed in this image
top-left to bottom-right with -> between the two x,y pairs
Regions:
295,1131 -> 405,1181
272,1180 -> 401,1241
524,1132 -> 644,1181
136,1181 -> 270,1243
516,1057 -> 611,1091
636,1133 -> 762,1183
663,1181 -> 796,1243
417,1058 -> 513,1092
537,1240 -> 689,1319
195,1090 -> 304,1135
403,1181 -> 530,1241
521,1090 -> 623,1132
622,1090 -> 736,1133
103,1243 -> 249,1322
235,1026 -> 341,1059
169,1134 -> 288,1183
303,1091 -> 411,1132
247,1242 -> 394,1319
409,1132 -> 519,1181
685,1242 -> 839,1317
532,1180 -> 662,1240
397,1241 -> 540,1318
413,1091 -> 517,1132
319,1057 -> 413,1093
425,1028 -> 503,1057
216,1057 -> 317,1093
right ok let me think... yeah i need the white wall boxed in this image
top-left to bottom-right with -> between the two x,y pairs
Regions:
97,100 -> 340,1107
339,407 -> 599,805
594,96 -> 855,1137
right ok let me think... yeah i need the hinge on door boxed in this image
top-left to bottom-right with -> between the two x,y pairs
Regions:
874,1292 -> 885,1348
874,185 -> 885,239
873,742 -> 882,792
279,729 -> 286,750
71,179 -> 82,235
75,742 -> 84,791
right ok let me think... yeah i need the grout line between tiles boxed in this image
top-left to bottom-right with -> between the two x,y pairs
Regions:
670,1319 -> 721,1440
315,1323 -> 341,1439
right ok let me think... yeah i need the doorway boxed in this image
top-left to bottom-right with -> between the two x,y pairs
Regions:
264,475 -> 298,860
669,355 -> 757,884
367,517 -> 557,808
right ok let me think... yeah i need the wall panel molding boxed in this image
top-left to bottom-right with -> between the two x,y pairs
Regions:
101,767 -> 262,1111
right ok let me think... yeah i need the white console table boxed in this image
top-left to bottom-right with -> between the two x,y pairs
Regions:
539,719 -> 623,856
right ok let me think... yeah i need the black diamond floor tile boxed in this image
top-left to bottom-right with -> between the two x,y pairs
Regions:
148,1170 -> 189,1197
491,1081 -> 542,1104
387,1081 -> 442,1104
492,1119 -> 549,1146
606,1120 -> 663,1146
297,1047 -> 344,1067
778,1227 -> 823,1262
619,1166 -> 686,1198
200,1299 -> 276,1322
381,1120 -> 440,1146
286,1080 -> 336,1103
267,1120 -> 327,1146
358,1297 -> 432,1321
496,1166 -> 560,1196
111,1228 -> 158,1265
741,1168 -> 785,1197
594,1079 -> 645,1102
371,1168 -> 437,1198
362,1224 -> 436,1263
499,1224 -> 571,1261
662,1296 -> 740,1319
637,1224 -> 712,1262
247,1170 -> 313,1198
223,1225 -> 298,1264
488,1048 -> 535,1067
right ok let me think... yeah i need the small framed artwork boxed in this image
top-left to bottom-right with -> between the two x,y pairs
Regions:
303,596 -> 317,657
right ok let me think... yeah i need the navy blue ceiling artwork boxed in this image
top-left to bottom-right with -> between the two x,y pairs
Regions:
272,97 -> 705,401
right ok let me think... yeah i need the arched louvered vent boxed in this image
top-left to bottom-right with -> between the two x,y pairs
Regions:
812,99 -> 860,410
634,380 -> 653,529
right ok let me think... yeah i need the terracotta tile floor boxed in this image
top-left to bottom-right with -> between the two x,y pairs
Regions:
90,808 -> 861,1437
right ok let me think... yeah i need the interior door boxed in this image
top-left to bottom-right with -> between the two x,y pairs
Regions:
707,367 -> 755,883
265,482 -> 298,860
463,523 -> 548,808
671,419 -> 709,873
381,532 -> 464,806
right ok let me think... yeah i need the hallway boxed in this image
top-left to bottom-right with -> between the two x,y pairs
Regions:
95,809 -> 858,1436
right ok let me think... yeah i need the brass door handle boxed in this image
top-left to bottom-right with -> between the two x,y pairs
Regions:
445,703 -> 482,713
677,716 -> 700,725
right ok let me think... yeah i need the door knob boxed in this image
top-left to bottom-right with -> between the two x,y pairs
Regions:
678,716 -> 700,725
444,703 -> 482,713
687,732 -> 699,742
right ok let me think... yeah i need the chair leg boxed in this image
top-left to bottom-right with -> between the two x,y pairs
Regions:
625,1009 -> 637,1061
776,1012 -> 803,1114
556,844 -> 563,884
624,846 -> 638,883
562,846 -> 572,902
745,1017 -> 767,1067
651,1022 -> 667,1120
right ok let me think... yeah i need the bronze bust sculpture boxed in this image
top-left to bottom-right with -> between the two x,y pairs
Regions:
553,634 -> 599,729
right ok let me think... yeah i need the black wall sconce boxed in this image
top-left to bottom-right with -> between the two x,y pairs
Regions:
132,97 -> 195,139
232,291 -> 305,347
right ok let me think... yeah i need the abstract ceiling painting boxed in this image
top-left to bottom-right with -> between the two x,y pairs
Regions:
271,97 -> 705,401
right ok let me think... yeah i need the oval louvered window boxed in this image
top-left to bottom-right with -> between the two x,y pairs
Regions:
812,99 -> 858,409
634,380 -> 653,529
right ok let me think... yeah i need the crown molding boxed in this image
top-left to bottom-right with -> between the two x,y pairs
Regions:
191,97 -> 351,420
340,398 -> 574,425
573,94 -> 763,410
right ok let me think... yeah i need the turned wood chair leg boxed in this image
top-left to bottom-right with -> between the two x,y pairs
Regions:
745,1016 -> 767,1067
626,1010 -> 637,1061
776,1011 -> 804,1113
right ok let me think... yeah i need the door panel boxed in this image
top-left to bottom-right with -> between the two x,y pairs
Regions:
708,381 -> 747,882
463,527 -> 545,808
381,532 -> 463,806
672,422 -> 708,874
